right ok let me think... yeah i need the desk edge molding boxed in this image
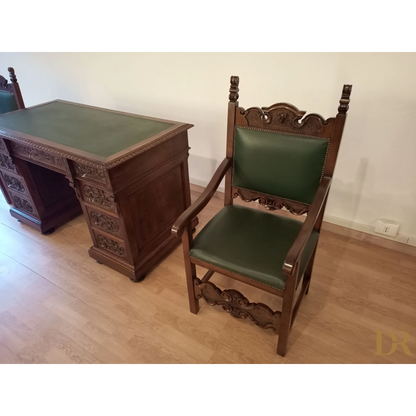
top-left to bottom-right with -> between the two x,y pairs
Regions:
106,123 -> 193,168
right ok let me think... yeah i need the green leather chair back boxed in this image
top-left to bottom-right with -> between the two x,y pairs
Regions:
233,127 -> 329,205
0,91 -> 19,114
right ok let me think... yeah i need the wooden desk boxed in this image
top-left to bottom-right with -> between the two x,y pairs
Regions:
0,100 -> 195,281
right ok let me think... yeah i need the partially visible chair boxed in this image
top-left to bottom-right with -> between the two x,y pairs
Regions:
0,67 -> 25,204
172,76 -> 352,356
0,67 -> 25,113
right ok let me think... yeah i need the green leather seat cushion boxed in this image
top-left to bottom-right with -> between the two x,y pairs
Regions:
190,205 -> 319,291
233,127 -> 329,205
0,91 -> 18,114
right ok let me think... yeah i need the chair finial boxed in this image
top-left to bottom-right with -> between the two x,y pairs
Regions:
229,76 -> 239,103
338,84 -> 352,114
8,67 -> 17,84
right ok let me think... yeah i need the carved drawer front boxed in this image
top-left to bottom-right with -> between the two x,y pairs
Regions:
0,153 -> 17,173
74,162 -> 110,187
81,184 -> 117,213
9,192 -> 39,218
10,142 -> 68,174
0,171 -> 27,195
86,206 -> 122,237
92,230 -> 127,259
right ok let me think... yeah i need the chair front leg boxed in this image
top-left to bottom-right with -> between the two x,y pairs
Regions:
181,226 -> 199,314
277,265 -> 299,357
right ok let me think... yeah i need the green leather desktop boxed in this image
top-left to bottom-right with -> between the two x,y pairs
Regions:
0,101 -> 174,158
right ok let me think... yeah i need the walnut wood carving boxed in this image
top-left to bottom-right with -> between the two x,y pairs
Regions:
8,67 -> 17,84
0,139 -> 7,152
195,279 -> 281,332
0,154 -> 16,172
75,163 -> 107,183
11,143 -> 66,171
240,103 -> 328,136
82,185 -> 115,209
338,84 -> 352,114
229,76 -> 239,102
13,195 -> 33,214
233,187 -> 309,215
90,211 -> 120,234
97,235 -> 125,257
4,174 -> 25,193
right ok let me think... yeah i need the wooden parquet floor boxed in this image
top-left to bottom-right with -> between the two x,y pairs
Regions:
0,190 -> 415,364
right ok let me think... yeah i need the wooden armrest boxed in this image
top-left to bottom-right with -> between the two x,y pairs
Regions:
172,157 -> 232,237
282,176 -> 332,276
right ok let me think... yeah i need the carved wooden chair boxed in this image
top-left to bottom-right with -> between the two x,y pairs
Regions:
0,67 -> 25,204
172,76 -> 352,356
0,67 -> 25,114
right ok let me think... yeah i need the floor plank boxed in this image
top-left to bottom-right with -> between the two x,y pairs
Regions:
0,191 -> 415,364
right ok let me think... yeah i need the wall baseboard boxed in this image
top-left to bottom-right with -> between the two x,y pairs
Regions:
190,182 -> 416,258
321,216 -> 416,257
407,236 -> 416,247
323,214 -> 411,245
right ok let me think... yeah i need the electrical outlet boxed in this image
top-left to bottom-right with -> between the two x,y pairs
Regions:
375,219 -> 400,237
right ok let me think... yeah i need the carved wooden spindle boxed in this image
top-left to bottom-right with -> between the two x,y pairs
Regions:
229,76 -> 239,102
338,84 -> 352,114
8,67 -> 17,84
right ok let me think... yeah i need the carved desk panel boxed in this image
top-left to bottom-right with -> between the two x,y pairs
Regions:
10,142 -> 68,175
1,170 -> 27,195
0,153 -> 17,173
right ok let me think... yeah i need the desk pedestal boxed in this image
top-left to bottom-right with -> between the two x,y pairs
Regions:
0,139 -> 82,233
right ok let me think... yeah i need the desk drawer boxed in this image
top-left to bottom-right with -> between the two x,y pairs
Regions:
10,142 -> 68,174
74,162 -> 110,187
9,191 -> 39,218
0,170 -> 27,195
93,230 -> 127,259
86,206 -> 122,237
80,184 -> 117,213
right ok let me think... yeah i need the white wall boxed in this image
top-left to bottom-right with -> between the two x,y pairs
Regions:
1,53 -> 415,240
